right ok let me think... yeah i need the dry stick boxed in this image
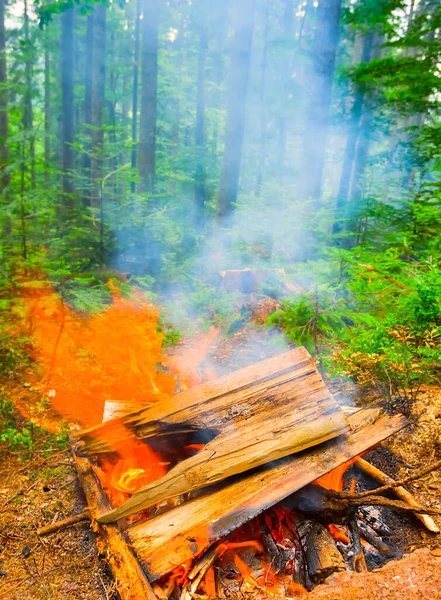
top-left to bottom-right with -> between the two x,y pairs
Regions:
37,510 -> 91,536
328,459 -> 441,501
355,457 -> 440,533
332,494 -> 441,516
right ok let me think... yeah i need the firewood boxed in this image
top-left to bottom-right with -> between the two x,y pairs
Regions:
78,348 -> 339,455
127,411 -> 406,581
37,510 -> 90,536
295,517 -> 346,582
97,400 -> 348,523
73,452 -> 159,600
355,457 -> 440,533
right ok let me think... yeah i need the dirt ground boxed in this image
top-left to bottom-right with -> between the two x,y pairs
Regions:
1,337 -> 441,599
0,445 -> 115,600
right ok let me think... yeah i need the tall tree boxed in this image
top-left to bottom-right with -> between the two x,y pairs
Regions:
131,0 -> 141,193
90,4 -> 106,208
194,9 -> 207,231
255,0 -> 269,197
44,27 -> 50,187
23,0 -> 35,190
83,12 -> 93,184
298,0 -> 342,201
277,0 -> 293,170
61,7 -> 75,204
333,31 -> 374,234
216,0 -> 255,226
138,0 -> 159,195
0,0 -> 8,193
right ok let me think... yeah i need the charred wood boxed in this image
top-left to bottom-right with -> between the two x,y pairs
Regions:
295,517 -> 345,583
347,516 -> 367,573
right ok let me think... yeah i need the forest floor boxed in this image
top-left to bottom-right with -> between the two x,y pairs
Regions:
1,333 -> 441,599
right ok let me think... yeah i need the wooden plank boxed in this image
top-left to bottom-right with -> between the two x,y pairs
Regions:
77,348 -> 317,454
74,453 -> 159,600
96,371 -> 348,523
127,411 -> 407,581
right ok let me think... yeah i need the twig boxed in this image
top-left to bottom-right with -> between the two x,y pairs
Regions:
37,510 -> 91,536
334,494 -> 441,516
328,459 -> 441,501
355,457 -> 440,533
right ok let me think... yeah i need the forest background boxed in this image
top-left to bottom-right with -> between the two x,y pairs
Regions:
2,0 -> 441,443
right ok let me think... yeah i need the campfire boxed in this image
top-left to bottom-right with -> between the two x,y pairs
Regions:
72,347 -> 413,599
28,282 -> 439,598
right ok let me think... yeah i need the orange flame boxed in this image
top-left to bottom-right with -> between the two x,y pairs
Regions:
315,457 -> 358,492
15,273 -> 219,504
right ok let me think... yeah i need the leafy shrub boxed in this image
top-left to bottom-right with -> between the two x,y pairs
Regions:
267,250 -> 441,403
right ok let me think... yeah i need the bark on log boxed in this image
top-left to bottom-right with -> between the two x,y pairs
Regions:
296,517 -> 346,582
74,453 -> 159,600
355,457 -> 440,533
126,411 -> 406,581
78,348 -> 334,454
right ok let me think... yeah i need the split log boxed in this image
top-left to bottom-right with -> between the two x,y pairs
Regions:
355,457 -> 440,533
95,349 -> 348,523
98,395 -> 347,523
78,348 -> 340,455
295,517 -> 345,582
126,411 -> 406,581
74,452 -> 159,600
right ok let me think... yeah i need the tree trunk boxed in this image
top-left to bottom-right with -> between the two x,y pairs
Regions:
298,0 -> 342,202
216,0 -> 255,227
276,0 -> 293,172
131,0 -> 141,193
108,29 -> 117,190
346,35 -> 384,234
23,0 -> 35,190
138,0 -> 159,195
255,0 -> 269,197
333,32 -> 374,235
90,4 -> 106,209
83,13 -> 93,185
210,2 -> 227,161
194,25 -> 207,231
44,30 -> 50,188
0,0 -> 9,192
61,8 -> 75,204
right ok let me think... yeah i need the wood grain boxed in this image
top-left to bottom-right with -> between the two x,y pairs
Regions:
96,350 -> 348,523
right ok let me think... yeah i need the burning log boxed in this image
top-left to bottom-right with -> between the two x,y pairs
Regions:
125,411 -> 406,581
295,517 -> 345,583
355,457 -> 440,533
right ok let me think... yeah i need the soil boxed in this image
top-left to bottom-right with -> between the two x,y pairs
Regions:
0,405 -> 115,600
308,548 -> 441,599
2,334 -> 441,599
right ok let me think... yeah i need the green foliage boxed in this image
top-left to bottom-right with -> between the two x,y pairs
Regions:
0,396 -> 34,450
268,250 -> 441,404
